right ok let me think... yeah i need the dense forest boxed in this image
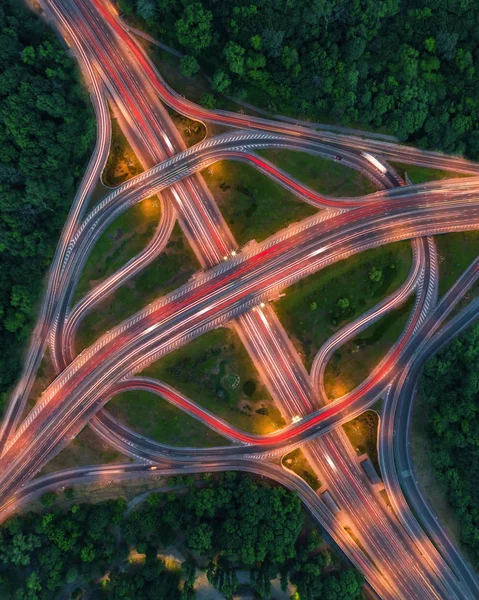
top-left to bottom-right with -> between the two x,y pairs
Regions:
419,324 -> 479,567
0,1 -> 95,413
0,473 -> 363,599
122,0 -> 479,157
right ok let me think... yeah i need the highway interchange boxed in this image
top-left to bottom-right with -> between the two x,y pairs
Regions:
3,0 -> 479,597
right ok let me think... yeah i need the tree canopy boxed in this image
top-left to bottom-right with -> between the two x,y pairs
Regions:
419,323 -> 479,567
126,0 -> 479,158
0,0 -> 95,414
0,474 -> 364,599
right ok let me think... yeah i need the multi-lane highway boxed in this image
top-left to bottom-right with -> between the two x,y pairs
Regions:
3,0 -> 479,598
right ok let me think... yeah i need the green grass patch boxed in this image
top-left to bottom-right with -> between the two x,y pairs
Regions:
108,390 -> 228,447
283,449 -> 321,490
141,327 -> 285,434
201,161 -> 317,246
324,297 -> 414,400
75,197 -> 163,302
391,162 -> 469,184
276,241 -> 412,369
435,232 -> 479,296
342,411 -> 380,473
77,223 -> 199,352
260,149 -> 376,197
103,111 -> 144,186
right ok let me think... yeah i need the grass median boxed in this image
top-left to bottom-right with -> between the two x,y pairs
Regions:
260,149 -> 376,197
136,327 -> 285,435
74,197 -> 163,303
108,390 -> 229,448
435,232 -> 479,296
202,160 -> 317,246
77,223 -> 199,352
103,110 -> 144,187
275,241 -> 412,370
342,411 -> 380,474
324,297 -> 414,400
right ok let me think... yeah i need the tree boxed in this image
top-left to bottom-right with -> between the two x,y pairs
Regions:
250,35 -> 261,50
337,298 -> 350,311
369,266 -> 383,282
0,531 -> 41,567
207,560 -> 238,600
436,32 -> 458,60
21,46 -> 35,65
261,28 -> 284,58
186,522 -> 213,555
180,55 -> 200,78
0,0 -> 95,416
418,323 -> 479,565
211,69 -> 231,94
181,557 -> 196,598
175,3 -> 213,54
64,487 -> 75,500
322,568 -> 364,599
182,557 -> 196,587
136,0 -> 156,21
224,41 -> 245,75
26,571 -> 42,593
80,543 -> 95,563
66,567 -> 78,584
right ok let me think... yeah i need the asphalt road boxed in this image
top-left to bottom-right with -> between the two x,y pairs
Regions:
1,1 -> 477,598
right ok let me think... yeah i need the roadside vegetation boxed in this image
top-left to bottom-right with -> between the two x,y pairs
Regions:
38,427 -> 124,476
342,411 -> 380,474
416,323 -> 479,568
283,449 -> 321,491
77,223 -> 198,352
0,473 -> 364,599
201,161 -> 317,246
276,242 -> 412,369
0,1 -> 95,415
391,163 -> 469,185
260,149 -> 376,197
133,34 -> 254,117
108,389 -> 229,448
140,328 -> 285,435
166,106 -> 206,148
324,298 -> 414,400
103,111 -> 143,187
122,0 -> 479,159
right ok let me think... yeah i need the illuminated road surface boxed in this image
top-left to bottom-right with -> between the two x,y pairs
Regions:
1,1 -> 478,598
